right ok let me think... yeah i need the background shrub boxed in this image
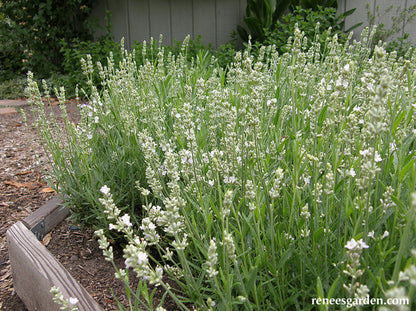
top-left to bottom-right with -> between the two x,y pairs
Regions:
0,77 -> 26,99
0,0 -> 96,80
60,36 -> 121,95
237,0 -> 293,43
290,0 -> 337,10
265,6 -> 353,54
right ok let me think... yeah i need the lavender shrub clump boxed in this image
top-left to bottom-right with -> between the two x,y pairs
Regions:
28,28 -> 416,310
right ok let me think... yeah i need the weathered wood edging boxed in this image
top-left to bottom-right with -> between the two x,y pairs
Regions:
6,196 -> 103,311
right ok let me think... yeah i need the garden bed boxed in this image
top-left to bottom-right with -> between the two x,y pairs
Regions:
5,28 -> 416,310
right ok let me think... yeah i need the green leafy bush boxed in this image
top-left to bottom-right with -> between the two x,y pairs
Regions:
290,0 -> 337,10
0,77 -> 27,99
237,0 -> 293,43
60,36 -> 122,94
265,6 -> 358,54
236,0 -> 345,45
132,35 -> 237,70
214,41 -> 238,68
0,0 -> 96,80
29,27 -> 416,310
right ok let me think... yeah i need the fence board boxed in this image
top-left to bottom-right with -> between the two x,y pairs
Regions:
216,0 -> 240,44
404,6 -> 416,43
107,0 -> 129,43
92,0 -> 245,48
339,0 -> 416,45
193,0 -> 217,46
342,0 -> 374,38
149,0 -> 172,45
128,0 -> 150,46
171,0 -> 194,43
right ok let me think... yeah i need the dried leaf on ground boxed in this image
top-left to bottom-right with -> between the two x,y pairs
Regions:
4,181 -> 39,189
41,187 -> 55,193
15,170 -> 32,175
42,232 -> 52,246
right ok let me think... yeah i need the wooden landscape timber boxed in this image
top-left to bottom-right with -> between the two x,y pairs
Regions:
22,196 -> 68,240
6,197 -> 104,311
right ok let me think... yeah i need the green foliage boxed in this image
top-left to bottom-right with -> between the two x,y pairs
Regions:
291,0 -> 337,10
60,36 -> 121,94
237,0 -> 359,51
0,76 -> 27,99
214,41 -> 238,68
0,74 -> 75,99
264,6 -> 356,54
237,0 -> 293,43
132,35 -> 211,68
385,33 -> 414,58
132,35 -> 237,70
0,0 -> 96,80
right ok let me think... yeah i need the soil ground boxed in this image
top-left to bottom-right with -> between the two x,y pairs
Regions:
0,100 -> 180,310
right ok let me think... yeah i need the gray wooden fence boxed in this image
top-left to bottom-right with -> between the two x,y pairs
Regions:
91,0 -> 416,49
91,0 -> 247,49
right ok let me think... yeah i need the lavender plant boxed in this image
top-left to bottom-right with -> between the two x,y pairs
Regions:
29,28 -> 416,310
